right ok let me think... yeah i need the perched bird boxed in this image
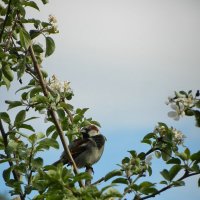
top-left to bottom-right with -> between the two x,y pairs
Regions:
53,125 -> 106,169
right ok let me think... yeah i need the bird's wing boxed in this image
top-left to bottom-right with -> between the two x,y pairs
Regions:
92,135 -> 106,149
69,138 -> 95,159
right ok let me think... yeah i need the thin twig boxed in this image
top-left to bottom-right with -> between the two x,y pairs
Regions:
23,143 -> 34,199
4,19 -> 17,52
0,0 -> 12,42
141,172 -> 200,200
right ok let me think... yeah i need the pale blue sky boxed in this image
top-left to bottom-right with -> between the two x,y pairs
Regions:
0,0 -> 200,199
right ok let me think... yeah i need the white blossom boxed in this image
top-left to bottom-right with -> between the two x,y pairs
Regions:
48,15 -> 59,33
48,14 -> 57,24
171,128 -> 185,145
145,155 -> 153,166
166,91 -> 199,121
167,103 -> 185,121
49,75 -> 72,94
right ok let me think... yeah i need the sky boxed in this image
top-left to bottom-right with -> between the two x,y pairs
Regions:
0,0 -> 200,199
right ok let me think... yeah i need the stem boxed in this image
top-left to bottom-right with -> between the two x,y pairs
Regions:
28,45 -> 84,187
92,177 -> 105,185
0,120 -> 25,200
141,172 -> 200,200
0,0 -> 12,42
23,144 -> 34,199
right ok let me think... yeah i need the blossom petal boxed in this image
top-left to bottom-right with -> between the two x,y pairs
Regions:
168,111 -> 177,118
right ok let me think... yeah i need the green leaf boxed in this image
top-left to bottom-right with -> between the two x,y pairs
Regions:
173,180 -> 185,187
6,140 -> 18,153
160,180 -> 168,185
2,65 -> 14,81
41,0 -> 49,4
3,167 -> 12,182
73,172 -> 92,183
14,110 -> 26,126
17,59 -> 26,79
24,117 -> 39,123
33,43 -> 44,53
30,30 -> 41,39
32,157 -> 43,168
160,169 -> 170,181
185,109 -> 194,116
5,100 -> 22,110
147,166 -> 152,176
139,181 -> 155,188
73,114 -> 82,123
34,95 -> 49,103
194,110 -> 200,127
196,100 -> 200,109
158,122 -> 168,129
138,152 -> 146,160
169,165 -> 182,181
122,157 -> 130,164
191,164 -> 200,172
30,87 -> 42,97
57,109 -> 65,120
15,85 -> 34,94
19,28 -> 32,49
41,70 -> 48,78
190,151 -> 200,162
161,149 -> 172,161
20,124 -> 35,132
184,148 -> 190,159
38,138 -> 59,149
104,170 -> 123,181
128,150 -> 137,157
140,187 -> 158,195
37,132 -> 45,140
167,158 -> 181,165
0,69 -> 2,81
0,112 -> 10,124
46,125 -> 55,136
60,102 -> 74,111
45,37 -> 55,57
2,75 -> 11,89
176,152 -> 187,161
143,132 -> 155,140
101,184 -> 117,193
24,1 -> 40,10
141,139 -> 152,145
112,178 -> 128,185
29,134 -> 37,144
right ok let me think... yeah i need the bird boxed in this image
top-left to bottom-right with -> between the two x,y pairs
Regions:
53,125 -> 106,170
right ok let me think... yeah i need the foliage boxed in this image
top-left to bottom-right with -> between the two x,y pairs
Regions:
0,1 -> 199,200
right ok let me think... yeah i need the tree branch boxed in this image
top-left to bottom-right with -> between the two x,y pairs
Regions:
28,45 -> 84,187
0,120 -> 25,200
